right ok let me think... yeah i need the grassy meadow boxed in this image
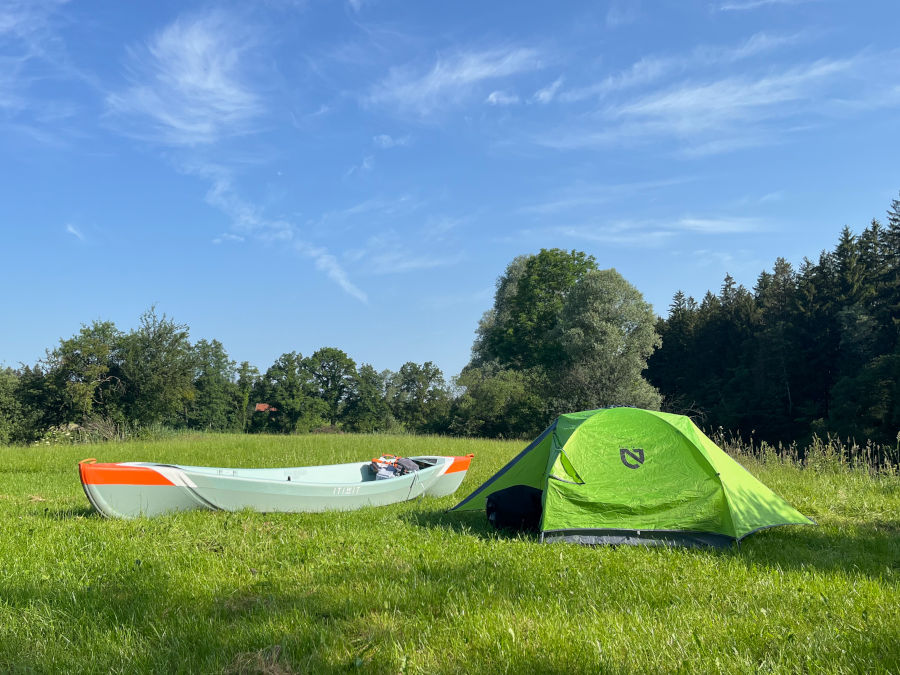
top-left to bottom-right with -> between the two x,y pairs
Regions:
0,433 -> 898,674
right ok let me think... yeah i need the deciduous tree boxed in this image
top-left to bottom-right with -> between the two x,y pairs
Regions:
389,362 -> 450,433
308,347 -> 357,426
119,308 -> 194,426
462,250 -> 661,435
343,364 -> 392,432
45,320 -> 124,423
259,352 -> 327,433
473,249 -> 597,369
553,269 -> 662,412
189,339 -> 237,431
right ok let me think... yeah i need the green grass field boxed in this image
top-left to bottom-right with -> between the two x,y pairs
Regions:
1,434 -> 898,674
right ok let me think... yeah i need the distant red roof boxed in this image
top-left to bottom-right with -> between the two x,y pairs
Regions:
255,403 -> 277,412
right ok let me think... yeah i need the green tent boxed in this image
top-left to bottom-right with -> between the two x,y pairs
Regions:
451,407 -> 813,547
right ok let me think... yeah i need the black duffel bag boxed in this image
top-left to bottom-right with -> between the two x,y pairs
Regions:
485,485 -> 543,532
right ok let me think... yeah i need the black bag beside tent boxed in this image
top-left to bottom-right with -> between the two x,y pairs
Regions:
485,485 -> 543,532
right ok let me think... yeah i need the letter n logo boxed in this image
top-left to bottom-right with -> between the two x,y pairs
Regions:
620,447 -> 645,470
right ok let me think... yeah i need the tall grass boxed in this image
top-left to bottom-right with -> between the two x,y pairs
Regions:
710,429 -> 899,475
0,433 -> 897,673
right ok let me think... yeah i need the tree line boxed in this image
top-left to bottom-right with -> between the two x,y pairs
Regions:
0,250 -> 660,444
1,194 -> 898,448
0,309 -> 454,443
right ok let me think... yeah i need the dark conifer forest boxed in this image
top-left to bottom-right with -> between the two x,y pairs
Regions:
648,194 -> 900,448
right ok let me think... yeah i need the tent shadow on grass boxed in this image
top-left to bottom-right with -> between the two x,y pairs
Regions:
403,508 -> 899,580
400,508 -> 531,541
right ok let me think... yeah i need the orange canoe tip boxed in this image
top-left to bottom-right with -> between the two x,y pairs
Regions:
446,454 -> 474,474
80,463 -> 176,486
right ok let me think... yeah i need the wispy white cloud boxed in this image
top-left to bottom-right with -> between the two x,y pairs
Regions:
558,225 -> 676,247
0,0 -> 67,51
560,56 -> 670,103
519,177 -> 693,215
421,215 -> 463,242
313,195 -> 422,234
521,221 -> 676,248
337,210 -> 466,275
675,217 -> 762,234
606,0 -> 640,28
212,232 -> 244,244
366,46 -> 542,116
289,104 -> 331,131
106,10 -> 264,146
344,154 -> 374,177
690,248 -> 763,275
261,0 -> 308,10
521,213 -> 764,248
540,53 -> 888,155
692,30 -> 812,64
301,195 -> 460,288
691,248 -> 735,266
344,230 -> 463,274
198,166 -> 279,238
65,223 -> 83,240
0,0 -> 93,143
0,63 -> 25,112
373,133 -> 410,148
759,190 -> 785,203
190,163 -> 368,301
532,76 -> 563,103
560,31 -> 808,103
718,0 -> 819,11
486,90 -> 519,106
613,58 -> 850,129
732,190 -> 785,207
298,242 -> 368,302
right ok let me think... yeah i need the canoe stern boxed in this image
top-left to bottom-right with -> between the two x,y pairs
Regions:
78,459 -> 210,518
424,454 -> 474,497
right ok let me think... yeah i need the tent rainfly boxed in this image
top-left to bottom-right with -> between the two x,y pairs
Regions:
451,407 -> 814,548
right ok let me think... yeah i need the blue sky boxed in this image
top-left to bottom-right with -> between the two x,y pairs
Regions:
2,0 -> 899,378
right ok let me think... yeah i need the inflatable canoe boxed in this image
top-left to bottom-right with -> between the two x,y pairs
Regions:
79,454 -> 473,519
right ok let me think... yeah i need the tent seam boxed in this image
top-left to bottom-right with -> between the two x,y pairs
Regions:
639,412 -> 742,539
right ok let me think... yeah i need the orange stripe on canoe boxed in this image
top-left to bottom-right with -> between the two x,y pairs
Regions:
78,462 -> 175,486
446,453 -> 474,474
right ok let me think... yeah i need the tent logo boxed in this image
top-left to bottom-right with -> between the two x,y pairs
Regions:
620,447 -> 645,469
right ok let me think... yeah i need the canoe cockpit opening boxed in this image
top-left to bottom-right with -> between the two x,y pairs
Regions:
356,456 -> 440,482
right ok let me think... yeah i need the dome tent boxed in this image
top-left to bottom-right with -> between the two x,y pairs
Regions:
451,407 -> 813,547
